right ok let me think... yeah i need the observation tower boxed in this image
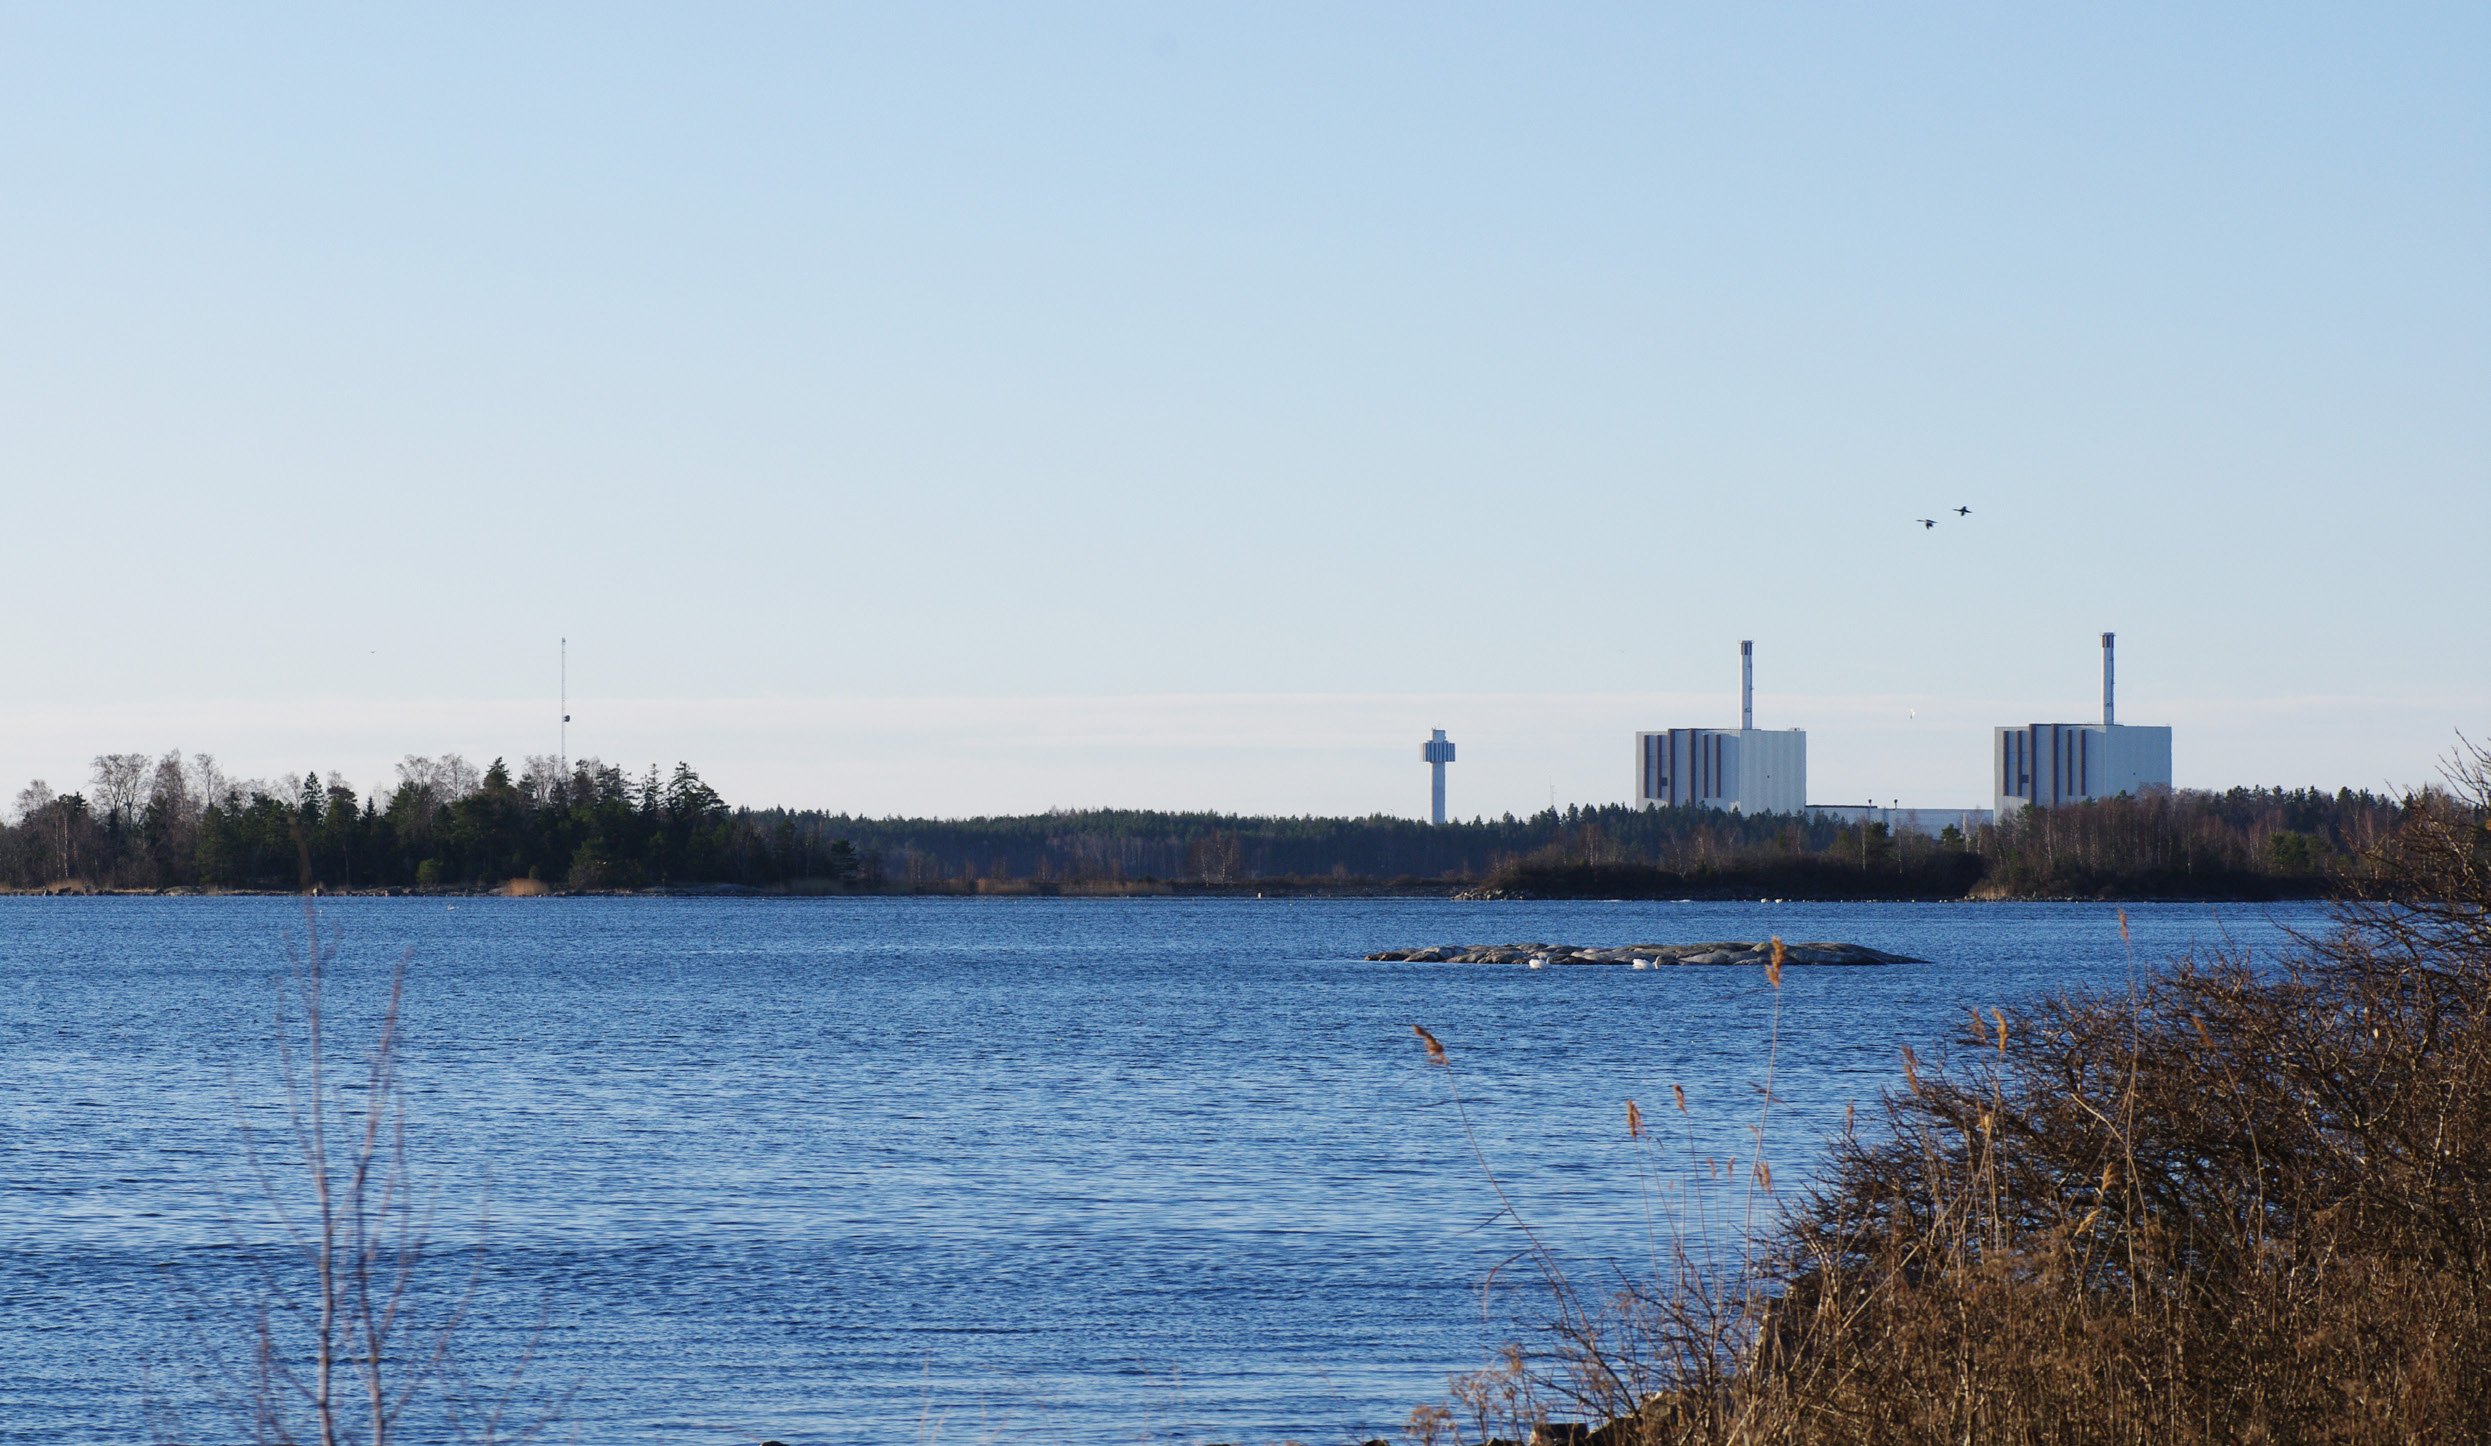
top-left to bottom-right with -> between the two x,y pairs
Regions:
1422,729 -> 1456,826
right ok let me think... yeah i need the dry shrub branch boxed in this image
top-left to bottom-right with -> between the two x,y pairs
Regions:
1416,740 -> 2491,1446
151,907 -> 571,1446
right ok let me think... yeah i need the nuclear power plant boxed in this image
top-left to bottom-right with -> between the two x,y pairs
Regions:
1635,640 -> 1809,814
1624,631 -> 2175,822
1993,632 -> 2173,815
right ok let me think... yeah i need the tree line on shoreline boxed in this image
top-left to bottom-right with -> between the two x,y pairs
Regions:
0,746 -> 2411,897
1477,782 -> 2405,900
1,752 -> 794,894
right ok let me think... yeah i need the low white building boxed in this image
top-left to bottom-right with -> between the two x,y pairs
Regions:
1809,804 -> 1994,838
1635,641 -> 1808,815
1994,633 -> 2173,815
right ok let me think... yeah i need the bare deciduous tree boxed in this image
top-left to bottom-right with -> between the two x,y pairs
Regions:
13,779 -> 82,881
150,752 -> 196,819
515,757 -> 565,810
92,752 -> 154,827
189,752 -> 234,812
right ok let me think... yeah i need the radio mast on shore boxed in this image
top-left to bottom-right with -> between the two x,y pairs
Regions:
560,637 -> 569,774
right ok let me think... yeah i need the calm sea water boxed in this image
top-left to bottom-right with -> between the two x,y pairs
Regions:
0,896 -> 2321,1444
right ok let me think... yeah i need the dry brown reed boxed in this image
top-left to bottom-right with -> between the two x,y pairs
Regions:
1411,740 -> 2491,1446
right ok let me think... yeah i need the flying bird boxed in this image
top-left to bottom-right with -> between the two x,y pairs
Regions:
1954,505 -> 1972,516
1916,518 -> 1937,529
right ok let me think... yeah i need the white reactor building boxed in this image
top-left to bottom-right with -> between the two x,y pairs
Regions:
1636,640 -> 1808,815
1994,632 -> 2173,815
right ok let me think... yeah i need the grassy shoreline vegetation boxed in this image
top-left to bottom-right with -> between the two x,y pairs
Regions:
1408,744 -> 2491,1445
0,747 -> 2406,899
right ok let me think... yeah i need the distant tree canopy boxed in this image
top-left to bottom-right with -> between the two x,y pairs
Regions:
0,749 -> 2416,898
1968,785 -> 2399,898
0,752 -> 777,892
1475,787 -> 2404,901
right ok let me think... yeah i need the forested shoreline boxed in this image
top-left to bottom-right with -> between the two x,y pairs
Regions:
0,748 -> 2407,899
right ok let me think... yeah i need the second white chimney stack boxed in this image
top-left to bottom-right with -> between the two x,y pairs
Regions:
2102,632 -> 2116,726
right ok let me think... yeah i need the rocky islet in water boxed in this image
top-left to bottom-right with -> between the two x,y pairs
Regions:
1362,940 -> 1920,966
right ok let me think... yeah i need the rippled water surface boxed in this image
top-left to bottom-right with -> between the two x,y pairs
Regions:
0,896 -> 2320,1443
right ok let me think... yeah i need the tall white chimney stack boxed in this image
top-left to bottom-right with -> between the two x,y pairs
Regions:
1741,640 -> 1754,730
2102,632 -> 2116,726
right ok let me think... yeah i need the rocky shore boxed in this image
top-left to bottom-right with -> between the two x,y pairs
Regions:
1362,939 -> 1920,966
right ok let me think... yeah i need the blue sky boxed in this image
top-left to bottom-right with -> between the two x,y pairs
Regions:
3,4 -> 2484,815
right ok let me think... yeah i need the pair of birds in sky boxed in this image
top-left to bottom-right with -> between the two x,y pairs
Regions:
1916,506 -> 1973,529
